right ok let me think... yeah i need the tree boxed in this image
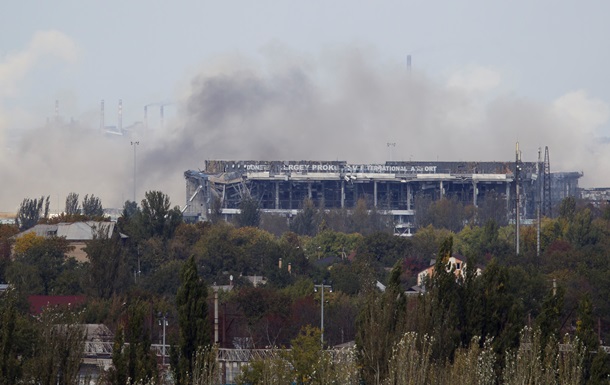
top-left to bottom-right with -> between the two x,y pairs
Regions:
9,235 -> 73,295
559,196 -> 577,221
141,191 -> 183,239
356,262 -> 406,384
350,198 -> 372,235
117,200 -> 145,241
16,196 -> 49,231
535,285 -> 565,353
575,293 -> 599,383
237,195 -> 261,228
174,256 -> 211,385
289,325 -> 325,384
64,193 -> 80,215
84,227 -> 130,299
110,300 -> 157,384
82,194 -> 104,217
208,196 -> 223,224
588,349 -> 610,385
25,309 -> 86,385
477,189 -> 508,226
0,289 -> 29,385
567,208 -> 599,248
290,198 -> 319,236
424,236 -> 462,361
0,225 -> 19,284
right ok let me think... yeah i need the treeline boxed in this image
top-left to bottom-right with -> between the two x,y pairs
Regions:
1,191 -> 610,384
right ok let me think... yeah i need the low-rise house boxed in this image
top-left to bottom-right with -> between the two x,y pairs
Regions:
15,221 -> 125,262
417,256 -> 481,287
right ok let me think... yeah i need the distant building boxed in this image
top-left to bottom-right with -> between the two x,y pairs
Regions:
28,295 -> 87,315
580,187 -> 610,207
15,221 -> 126,262
80,324 -> 114,380
416,256 -> 481,288
184,160 -> 583,234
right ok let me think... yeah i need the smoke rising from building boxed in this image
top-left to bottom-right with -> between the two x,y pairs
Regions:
1,43 -> 609,213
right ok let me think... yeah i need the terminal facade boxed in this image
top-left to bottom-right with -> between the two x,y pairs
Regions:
183,160 -> 582,234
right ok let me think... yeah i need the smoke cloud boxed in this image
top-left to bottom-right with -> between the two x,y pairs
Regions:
1,43 -> 609,213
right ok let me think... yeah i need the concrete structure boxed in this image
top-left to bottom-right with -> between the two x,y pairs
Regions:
184,160 -> 583,233
417,257 -> 466,287
580,187 -> 610,207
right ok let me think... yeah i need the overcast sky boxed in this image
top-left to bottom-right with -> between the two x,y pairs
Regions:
1,1 -> 609,212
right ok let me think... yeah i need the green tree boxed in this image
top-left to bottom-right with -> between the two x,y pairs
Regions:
290,198 -> 319,236
84,227 -> 130,299
25,309 -> 86,385
588,349 -> 610,385
111,300 -> 157,384
559,196 -> 577,221
535,285 -> 565,353
109,325 -> 128,385
350,198 -> 372,235
16,196 -> 49,230
208,196 -> 223,224
8,236 -> 73,295
117,200 -> 145,241
174,256 -> 211,385
567,208 -> 599,248
237,195 -> 261,228
0,289 -> 31,384
477,189 -> 508,226
0,224 -> 19,282
576,294 -> 599,383
423,236 -> 461,361
82,194 -> 104,217
190,345 -> 220,385
65,192 -> 80,215
289,325 -> 325,385
141,190 -> 183,238
357,262 -> 406,385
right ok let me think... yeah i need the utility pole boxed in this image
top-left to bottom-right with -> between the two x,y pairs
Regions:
537,147 -> 542,258
131,141 -> 139,203
515,142 -> 522,256
157,312 -> 169,367
314,282 -> 332,346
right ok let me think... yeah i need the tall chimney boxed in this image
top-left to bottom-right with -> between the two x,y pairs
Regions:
144,105 -> 148,130
160,104 -> 164,130
118,99 -> 123,132
100,100 -> 105,132
55,100 -> 59,125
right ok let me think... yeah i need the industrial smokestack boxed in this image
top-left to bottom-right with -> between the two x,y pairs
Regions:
160,104 -> 164,130
118,99 -> 123,132
144,105 -> 148,130
100,100 -> 105,132
407,55 -> 412,73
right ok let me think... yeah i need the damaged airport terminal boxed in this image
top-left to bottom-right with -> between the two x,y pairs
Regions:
183,160 -> 581,235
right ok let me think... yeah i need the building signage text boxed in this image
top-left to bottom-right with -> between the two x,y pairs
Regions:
244,163 -> 438,174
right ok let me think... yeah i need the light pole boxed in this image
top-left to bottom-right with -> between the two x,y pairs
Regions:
314,281 -> 332,346
131,141 -> 139,203
158,312 -> 169,366
387,142 -> 396,161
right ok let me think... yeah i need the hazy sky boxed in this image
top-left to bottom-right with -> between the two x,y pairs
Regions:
1,1 -> 609,212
